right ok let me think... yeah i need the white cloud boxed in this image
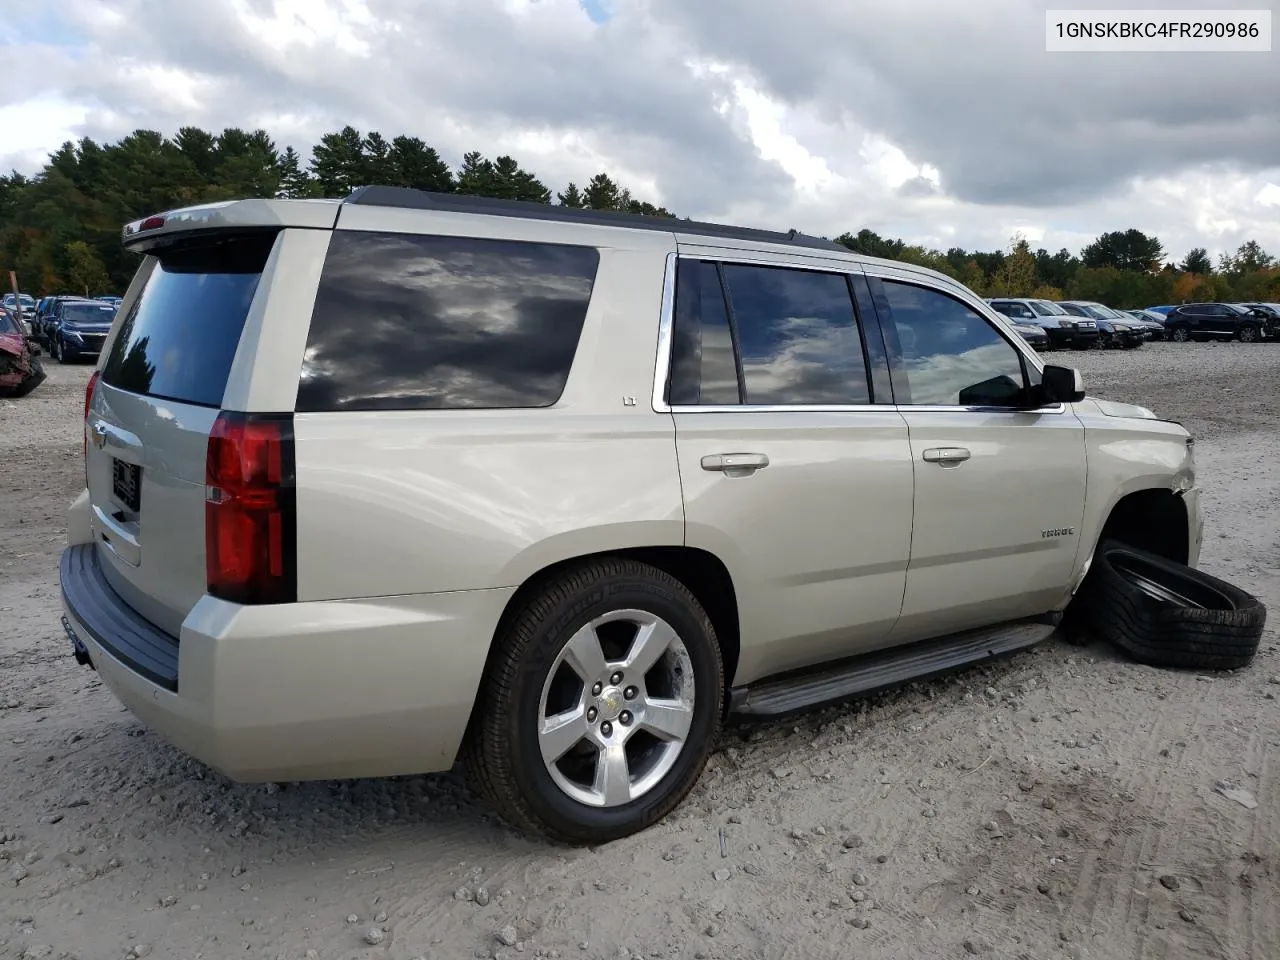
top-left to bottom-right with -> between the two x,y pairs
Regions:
0,95 -> 86,173
1,0 -> 1278,262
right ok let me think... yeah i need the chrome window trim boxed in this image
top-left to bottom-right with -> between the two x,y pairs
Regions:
667,403 -> 885,414
650,252 -> 1066,416
651,251 -> 678,413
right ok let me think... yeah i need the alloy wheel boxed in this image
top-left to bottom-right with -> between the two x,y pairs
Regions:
537,609 -> 695,808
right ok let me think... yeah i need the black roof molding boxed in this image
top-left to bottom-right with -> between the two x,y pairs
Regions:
343,184 -> 847,253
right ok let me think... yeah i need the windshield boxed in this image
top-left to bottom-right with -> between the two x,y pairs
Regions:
0,310 -> 21,334
62,302 -> 116,324
1031,300 -> 1068,316
1079,303 -> 1122,320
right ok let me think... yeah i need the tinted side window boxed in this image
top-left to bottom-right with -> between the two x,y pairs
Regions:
298,232 -> 599,412
668,260 -> 741,405
880,280 -> 1028,407
720,264 -> 869,405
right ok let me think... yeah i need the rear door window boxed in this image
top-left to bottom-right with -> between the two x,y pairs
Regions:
101,233 -> 276,407
297,231 -> 599,412
720,263 -> 871,406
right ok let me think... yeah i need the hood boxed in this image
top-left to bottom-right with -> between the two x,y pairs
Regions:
0,332 -> 26,356
1090,398 -> 1158,420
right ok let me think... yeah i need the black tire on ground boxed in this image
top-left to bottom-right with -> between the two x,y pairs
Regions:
1168,325 -> 1191,343
1237,323 -> 1260,343
462,558 -> 724,844
1077,540 -> 1265,670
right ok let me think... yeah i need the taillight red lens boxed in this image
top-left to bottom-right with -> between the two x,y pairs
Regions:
83,370 -> 100,484
205,412 -> 296,605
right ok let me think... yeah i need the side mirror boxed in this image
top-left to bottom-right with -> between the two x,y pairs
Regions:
1040,364 -> 1085,403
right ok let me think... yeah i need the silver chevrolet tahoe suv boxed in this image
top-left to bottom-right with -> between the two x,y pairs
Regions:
60,187 -> 1202,843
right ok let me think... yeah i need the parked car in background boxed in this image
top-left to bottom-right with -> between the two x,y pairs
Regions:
2,292 -> 36,328
1120,310 -> 1166,340
0,303 -> 46,398
1145,305 -> 1177,316
94,295 -> 123,310
33,296 -> 82,345
987,297 -> 1099,349
1238,303 -> 1280,323
1007,318 -> 1050,350
46,298 -> 118,363
1163,303 -> 1271,343
1057,301 -> 1144,349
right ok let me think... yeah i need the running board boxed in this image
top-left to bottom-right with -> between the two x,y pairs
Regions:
728,616 -> 1057,719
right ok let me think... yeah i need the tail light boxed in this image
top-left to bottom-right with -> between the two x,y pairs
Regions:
205,412 -> 296,605
83,370 -> 100,485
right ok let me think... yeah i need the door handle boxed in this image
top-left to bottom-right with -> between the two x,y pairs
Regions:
922,447 -> 971,465
701,453 -> 769,475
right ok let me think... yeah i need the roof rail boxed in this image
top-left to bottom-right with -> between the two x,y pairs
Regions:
342,185 -> 847,253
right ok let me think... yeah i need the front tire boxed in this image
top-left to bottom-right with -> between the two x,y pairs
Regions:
463,559 -> 724,844
1237,324 -> 1259,343
1076,541 -> 1265,670
1169,325 -> 1191,343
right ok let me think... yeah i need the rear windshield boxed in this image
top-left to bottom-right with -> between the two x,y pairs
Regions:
101,232 -> 276,407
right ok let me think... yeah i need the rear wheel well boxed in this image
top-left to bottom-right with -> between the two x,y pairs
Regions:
1097,489 -> 1189,565
480,546 -> 741,701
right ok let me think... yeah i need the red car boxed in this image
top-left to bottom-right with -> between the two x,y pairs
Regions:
0,305 -> 46,398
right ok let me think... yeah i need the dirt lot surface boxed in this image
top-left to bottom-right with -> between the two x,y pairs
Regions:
2,344 -> 1278,960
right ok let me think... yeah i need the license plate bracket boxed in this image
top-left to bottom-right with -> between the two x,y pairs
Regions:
112,458 -> 142,512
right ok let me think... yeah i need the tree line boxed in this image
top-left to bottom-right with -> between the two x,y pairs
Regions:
2,125 -> 1277,308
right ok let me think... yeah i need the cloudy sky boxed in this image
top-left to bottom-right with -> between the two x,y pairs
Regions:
2,0 -> 1278,260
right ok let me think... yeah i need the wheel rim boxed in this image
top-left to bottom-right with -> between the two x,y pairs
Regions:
1172,328 -> 1188,342
1240,326 -> 1257,342
537,609 -> 695,808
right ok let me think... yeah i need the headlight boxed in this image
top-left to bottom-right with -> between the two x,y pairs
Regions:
1057,319 -> 1074,327
1113,324 -> 1130,331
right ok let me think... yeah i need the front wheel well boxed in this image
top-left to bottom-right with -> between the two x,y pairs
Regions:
1096,489 -> 1189,565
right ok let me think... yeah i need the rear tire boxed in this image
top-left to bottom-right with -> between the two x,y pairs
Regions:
1076,540 -> 1265,670
463,558 -> 724,844
1237,324 -> 1259,343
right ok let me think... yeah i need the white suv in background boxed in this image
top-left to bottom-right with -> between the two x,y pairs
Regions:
60,187 -> 1214,843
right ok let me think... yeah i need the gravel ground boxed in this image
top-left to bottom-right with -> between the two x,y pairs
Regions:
2,343 -> 1278,960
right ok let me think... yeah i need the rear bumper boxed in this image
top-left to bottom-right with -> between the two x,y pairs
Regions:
59,543 -> 513,782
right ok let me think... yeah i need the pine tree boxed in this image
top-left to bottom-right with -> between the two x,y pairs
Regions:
557,182 -> 585,207
277,147 -> 316,198
389,136 -> 453,192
